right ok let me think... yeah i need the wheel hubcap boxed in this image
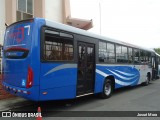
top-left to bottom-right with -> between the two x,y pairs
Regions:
104,83 -> 111,96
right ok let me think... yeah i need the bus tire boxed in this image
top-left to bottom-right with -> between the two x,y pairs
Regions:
143,74 -> 150,86
100,79 -> 113,99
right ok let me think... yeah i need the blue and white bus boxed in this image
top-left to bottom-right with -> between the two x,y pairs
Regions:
2,18 -> 159,101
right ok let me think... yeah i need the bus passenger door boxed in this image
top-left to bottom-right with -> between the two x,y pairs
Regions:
77,42 -> 95,96
152,56 -> 156,79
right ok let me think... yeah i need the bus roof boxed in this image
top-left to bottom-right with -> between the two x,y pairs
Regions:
45,18 -> 154,53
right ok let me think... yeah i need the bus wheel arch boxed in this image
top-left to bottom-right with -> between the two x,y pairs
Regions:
100,75 -> 115,99
147,72 -> 151,83
106,76 -> 115,91
147,72 -> 151,81
143,72 -> 151,86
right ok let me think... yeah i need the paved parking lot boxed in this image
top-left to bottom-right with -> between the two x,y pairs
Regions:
1,79 -> 160,120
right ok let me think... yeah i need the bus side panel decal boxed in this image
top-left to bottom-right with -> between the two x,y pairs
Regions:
44,64 -> 77,76
95,65 -> 140,93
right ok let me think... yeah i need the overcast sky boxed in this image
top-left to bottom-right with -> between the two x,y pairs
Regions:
70,0 -> 160,48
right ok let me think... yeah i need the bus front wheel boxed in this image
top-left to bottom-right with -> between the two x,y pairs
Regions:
100,79 -> 113,99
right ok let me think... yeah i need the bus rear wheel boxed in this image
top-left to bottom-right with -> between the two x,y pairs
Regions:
100,79 -> 113,99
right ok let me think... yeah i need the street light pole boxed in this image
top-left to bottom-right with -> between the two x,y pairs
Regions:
99,0 -> 102,35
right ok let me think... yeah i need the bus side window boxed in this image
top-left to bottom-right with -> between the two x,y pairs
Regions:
128,48 -> 133,63
134,49 -> 140,63
116,45 -> 128,63
98,41 -> 115,63
146,52 -> 152,64
140,50 -> 146,63
98,41 -> 107,62
43,30 -> 74,61
107,43 -> 115,63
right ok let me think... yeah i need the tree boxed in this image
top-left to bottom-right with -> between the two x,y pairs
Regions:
154,48 -> 160,55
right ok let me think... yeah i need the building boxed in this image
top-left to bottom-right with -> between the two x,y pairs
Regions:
5,0 -> 92,30
0,0 -> 5,77
0,0 -> 5,45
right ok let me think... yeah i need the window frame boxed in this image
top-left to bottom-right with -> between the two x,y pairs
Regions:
98,41 -> 107,63
140,50 -> 146,64
133,48 -> 140,64
128,47 -> 133,63
98,40 -> 116,64
16,0 -> 34,21
106,42 -> 116,63
41,26 -> 75,63
115,44 -> 128,63
146,51 -> 152,64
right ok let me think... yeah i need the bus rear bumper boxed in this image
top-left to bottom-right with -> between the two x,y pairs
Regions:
2,82 -> 39,101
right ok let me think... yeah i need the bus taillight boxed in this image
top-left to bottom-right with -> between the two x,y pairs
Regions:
26,66 -> 33,88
